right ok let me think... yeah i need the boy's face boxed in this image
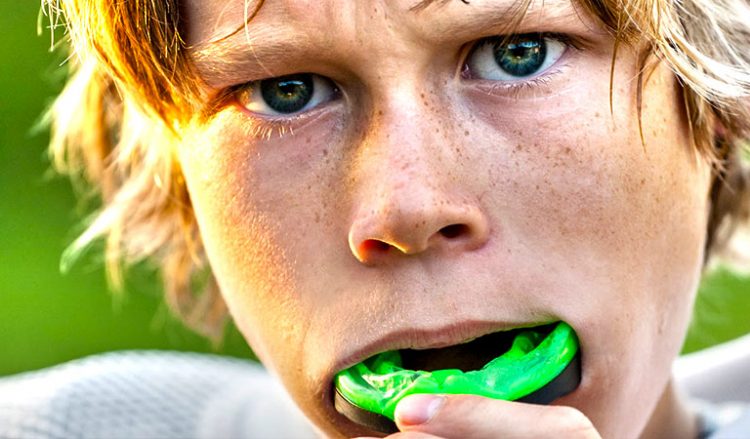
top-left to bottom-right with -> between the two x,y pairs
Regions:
178,0 -> 712,437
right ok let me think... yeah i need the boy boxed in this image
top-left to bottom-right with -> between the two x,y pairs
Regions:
13,0 -> 750,437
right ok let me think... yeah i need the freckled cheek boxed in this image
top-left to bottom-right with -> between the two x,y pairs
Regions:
178,113 -> 351,315
184,111 -> 345,212
469,78 -> 698,252
468,107 -> 621,231
524,125 -> 705,345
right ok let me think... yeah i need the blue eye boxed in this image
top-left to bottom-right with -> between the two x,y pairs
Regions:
238,73 -> 339,116
467,34 -> 567,81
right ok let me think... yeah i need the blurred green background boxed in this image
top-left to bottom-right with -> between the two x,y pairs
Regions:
0,1 -> 256,377
1,2 -> 749,378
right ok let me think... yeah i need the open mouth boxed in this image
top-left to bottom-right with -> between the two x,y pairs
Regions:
333,321 -> 581,434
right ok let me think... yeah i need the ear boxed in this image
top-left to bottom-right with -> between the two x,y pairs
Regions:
713,116 -> 728,141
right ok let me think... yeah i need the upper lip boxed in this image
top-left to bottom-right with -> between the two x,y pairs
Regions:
332,318 -> 553,376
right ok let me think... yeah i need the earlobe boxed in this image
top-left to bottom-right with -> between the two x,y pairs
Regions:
713,117 -> 728,141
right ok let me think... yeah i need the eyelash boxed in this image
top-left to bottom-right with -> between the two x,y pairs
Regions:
224,85 -> 321,140
461,32 -> 580,97
229,32 -> 582,140
235,103 -> 305,141
482,73 -> 559,99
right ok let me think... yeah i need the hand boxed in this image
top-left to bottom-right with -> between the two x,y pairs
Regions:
356,394 -> 601,439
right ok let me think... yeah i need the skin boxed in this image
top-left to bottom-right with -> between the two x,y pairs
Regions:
177,0 -> 713,437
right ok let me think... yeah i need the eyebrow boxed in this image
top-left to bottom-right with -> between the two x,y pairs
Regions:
190,0 -> 573,88
191,26 -> 299,86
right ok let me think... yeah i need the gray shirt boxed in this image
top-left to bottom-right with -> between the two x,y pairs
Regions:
2,333 -> 750,438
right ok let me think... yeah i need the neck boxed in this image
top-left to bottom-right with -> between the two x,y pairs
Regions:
640,378 -> 700,439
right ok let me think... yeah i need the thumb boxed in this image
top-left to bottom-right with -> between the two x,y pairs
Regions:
394,394 -> 600,439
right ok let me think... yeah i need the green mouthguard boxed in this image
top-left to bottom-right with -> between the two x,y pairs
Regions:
334,321 -> 579,421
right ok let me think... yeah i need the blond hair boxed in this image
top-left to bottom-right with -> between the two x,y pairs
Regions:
41,0 -> 750,337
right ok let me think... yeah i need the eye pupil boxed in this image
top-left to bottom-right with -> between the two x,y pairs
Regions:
261,74 -> 314,114
494,35 -> 547,78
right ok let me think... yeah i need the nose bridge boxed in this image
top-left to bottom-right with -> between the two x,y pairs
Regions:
372,86 -> 444,183
356,81 -> 454,215
347,82 -> 489,264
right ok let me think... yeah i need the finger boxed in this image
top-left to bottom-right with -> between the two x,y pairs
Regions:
394,394 -> 600,439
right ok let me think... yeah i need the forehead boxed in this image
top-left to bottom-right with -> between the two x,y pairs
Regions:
184,0 -> 576,47
184,0 -> 581,87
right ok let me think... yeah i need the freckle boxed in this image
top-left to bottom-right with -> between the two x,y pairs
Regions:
322,149 -> 328,156
378,110 -> 383,116
464,130 -> 469,136
306,137 -> 312,144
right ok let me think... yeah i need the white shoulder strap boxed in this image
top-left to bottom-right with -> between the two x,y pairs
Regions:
675,332 -> 750,403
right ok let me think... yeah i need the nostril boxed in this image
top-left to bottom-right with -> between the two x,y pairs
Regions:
359,239 -> 391,254
439,224 -> 469,239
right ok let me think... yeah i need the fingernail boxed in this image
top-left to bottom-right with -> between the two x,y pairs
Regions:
395,394 -> 444,426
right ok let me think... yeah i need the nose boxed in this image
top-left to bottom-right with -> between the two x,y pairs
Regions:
347,92 -> 490,265
348,195 -> 490,264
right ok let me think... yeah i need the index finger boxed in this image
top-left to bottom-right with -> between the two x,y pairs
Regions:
395,394 -> 600,439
